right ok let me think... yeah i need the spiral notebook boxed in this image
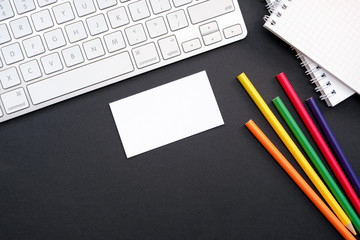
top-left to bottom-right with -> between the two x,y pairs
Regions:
264,0 -> 358,106
264,0 -> 355,107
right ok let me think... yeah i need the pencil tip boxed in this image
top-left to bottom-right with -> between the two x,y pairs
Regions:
346,223 -> 356,235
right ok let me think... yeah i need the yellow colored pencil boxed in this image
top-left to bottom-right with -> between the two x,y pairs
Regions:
237,73 -> 355,234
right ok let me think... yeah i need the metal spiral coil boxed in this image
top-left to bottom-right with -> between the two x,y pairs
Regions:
300,59 -> 313,67
263,15 -> 276,25
269,8 -> 282,17
315,81 -> 331,92
320,90 -> 336,100
295,52 -> 304,59
265,0 -> 281,10
305,66 -> 321,75
264,0 -> 294,25
310,73 -> 326,83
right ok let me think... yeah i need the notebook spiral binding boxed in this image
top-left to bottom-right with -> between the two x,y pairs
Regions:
305,66 -> 321,76
315,81 -> 331,92
264,0 -> 337,102
310,73 -> 326,83
320,90 -> 336,100
263,0 -> 292,25
299,58 -> 336,99
265,0 -> 281,10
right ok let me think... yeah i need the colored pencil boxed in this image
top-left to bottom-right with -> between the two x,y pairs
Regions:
306,97 -> 360,198
237,72 -> 355,233
245,120 -> 356,240
276,72 -> 360,216
273,96 -> 360,233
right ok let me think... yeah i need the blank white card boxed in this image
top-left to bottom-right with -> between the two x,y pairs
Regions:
109,71 -> 224,158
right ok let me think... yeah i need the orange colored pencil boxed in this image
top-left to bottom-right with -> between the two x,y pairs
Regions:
245,119 -> 356,240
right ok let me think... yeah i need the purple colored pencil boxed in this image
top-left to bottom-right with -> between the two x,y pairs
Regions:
306,97 -> 360,198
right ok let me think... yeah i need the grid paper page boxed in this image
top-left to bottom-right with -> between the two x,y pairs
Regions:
264,0 -> 360,94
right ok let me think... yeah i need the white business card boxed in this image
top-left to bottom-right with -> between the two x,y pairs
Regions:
109,71 -> 224,158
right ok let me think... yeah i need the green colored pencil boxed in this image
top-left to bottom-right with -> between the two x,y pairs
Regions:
273,96 -> 360,233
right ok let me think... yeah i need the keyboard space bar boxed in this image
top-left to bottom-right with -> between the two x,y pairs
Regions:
28,52 -> 134,105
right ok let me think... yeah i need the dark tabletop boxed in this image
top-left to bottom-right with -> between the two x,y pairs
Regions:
1,1 -> 360,239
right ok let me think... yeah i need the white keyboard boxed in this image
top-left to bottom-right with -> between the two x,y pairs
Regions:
0,0 -> 247,123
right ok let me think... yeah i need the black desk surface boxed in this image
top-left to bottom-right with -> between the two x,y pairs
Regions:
1,1 -> 360,239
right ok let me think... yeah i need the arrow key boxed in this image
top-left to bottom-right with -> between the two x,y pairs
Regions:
202,31 -> 221,46
223,24 -> 243,39
182,38 -> 201,53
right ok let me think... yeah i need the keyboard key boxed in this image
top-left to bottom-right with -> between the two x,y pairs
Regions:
10,17 -> 33,39
37,0 -> 57,7
172,0 -> 192,7
31,9 -> 54,31
0,106 -> 3,117
158,35 -> 180,60
104,31 -> 126,53
19,60 -> 42,81
181,38 -> 201,53
1,88 -> 30,114
0,0 -> 15,21
188,0 -> 234,24
40,52 -> 63,74
28,52 -> 134,104
62,45 -> 84,67
65,21 -> 88,43
223,24 -> 243,39
22,35 -> 45,57
128,0 -> 150,22
0,58 -> 2,68
86,14 -> 108,36
146,17 -> 167,39
167,10 -> 188,31
14,0 -> 36,14
52,2 -> 75,24
202,31 -> 222,46
1,43 -> 24,65
199,21 -> 219,36
83,38 -> 105,60
0,24 -> 12,45
0,67 -> 21,89
149,0 -> 171,14
96,0 -> 117,10
107,7 -> 129,29
125,24 -> 147,46
74,0 -> 96,17
44,28 -> 66,50
132,42 -> 160,68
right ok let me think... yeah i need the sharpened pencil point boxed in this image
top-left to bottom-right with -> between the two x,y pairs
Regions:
346,223 -> 357,235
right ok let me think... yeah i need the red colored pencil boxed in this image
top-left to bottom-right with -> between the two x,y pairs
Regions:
276,72 -> 360,216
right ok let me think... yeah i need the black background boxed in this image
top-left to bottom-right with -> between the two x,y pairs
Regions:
1,1 -> 360,239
